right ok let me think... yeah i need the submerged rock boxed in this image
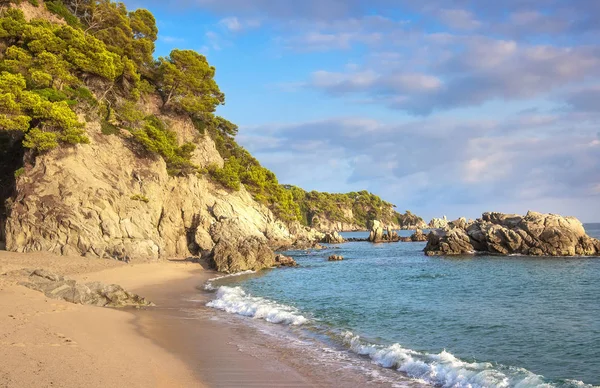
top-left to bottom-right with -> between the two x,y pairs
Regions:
15,269 -> 153,307
328,255 -> 344,261
424,211 -> 600,257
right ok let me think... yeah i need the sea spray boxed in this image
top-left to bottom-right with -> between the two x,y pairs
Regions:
207,286 -> 308,325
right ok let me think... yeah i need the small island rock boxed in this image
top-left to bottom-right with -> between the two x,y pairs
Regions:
424,211 -> 600,257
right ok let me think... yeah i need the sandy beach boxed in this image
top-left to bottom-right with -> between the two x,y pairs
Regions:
0,252 -> 401,388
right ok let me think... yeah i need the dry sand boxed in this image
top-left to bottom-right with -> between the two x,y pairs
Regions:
0,251 -> 203,388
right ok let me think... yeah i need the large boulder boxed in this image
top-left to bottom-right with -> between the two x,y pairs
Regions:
425,211 -> 600,257
328,254 -> 344,261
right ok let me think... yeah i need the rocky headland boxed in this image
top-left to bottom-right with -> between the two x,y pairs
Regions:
424,212 -> 600,256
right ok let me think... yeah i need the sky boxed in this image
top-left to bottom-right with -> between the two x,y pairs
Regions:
124,0 -> 600,222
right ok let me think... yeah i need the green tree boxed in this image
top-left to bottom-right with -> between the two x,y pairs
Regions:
156,49 -> 224,114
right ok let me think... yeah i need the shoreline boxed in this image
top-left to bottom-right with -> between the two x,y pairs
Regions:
130,265 -> 410,387
0,251 -> 404,387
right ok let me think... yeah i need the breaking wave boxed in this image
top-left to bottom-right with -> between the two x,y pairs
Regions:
342,332 -> 596,388
206,286 -> 308,325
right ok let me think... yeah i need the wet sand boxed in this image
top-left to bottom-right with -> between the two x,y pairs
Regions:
131,267 -> 414,388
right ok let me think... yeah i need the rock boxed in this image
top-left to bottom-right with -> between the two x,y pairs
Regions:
368,220 -> 384,242
210,234 -> 275,274
16,269 -> 153,307
322,231 -> 345,244
274,254 -> 298,267
368,220 -> 401,243
410,229 -> 428,242
328,255 -> 344,261
429,216 -> 448,229
424,211 -> 600,257
397,211 -> 428,230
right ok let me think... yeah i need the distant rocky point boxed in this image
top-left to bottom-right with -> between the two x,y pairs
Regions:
424,212 -> 600,257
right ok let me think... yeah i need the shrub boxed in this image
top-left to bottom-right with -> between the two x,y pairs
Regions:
45,1 -> 81,28
14,167 -> 25,179
100,120 -> 119,135
131,116 -> 197,176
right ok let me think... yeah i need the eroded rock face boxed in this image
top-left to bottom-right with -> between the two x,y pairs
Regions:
3,119 -> 322,272
14,269 -> 153,307
424,211 -> 600,257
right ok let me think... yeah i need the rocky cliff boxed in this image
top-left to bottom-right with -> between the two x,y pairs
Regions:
424,212 -> 600,257
2,115 -> 321,272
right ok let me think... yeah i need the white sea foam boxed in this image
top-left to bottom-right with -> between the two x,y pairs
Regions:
204,270 -> 256,290
206,286 -> 308,325
342,332 -> 596,388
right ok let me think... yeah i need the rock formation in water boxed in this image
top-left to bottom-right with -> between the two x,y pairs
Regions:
424,212 -> 600,256
368,220 -> 401,243
410,229 -> 428,242
274,254 -> 298,267
328,255 -> 344,261
429,216 -> 448,229
322,231 -> 345,244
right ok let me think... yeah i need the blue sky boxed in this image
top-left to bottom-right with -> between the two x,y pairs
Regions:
124,0 -> 600,222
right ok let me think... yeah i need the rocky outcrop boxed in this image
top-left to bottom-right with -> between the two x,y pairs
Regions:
274,254 -> 298,267
425,211 -> 600,257
397,212 -> 427,230
13,269 -> 153,307
368,220 -> 401,243
410,229 -> 428,242
328,255 -> 344,261
429,216 -> 448,229
322,231 -> 345,244
3,118 -> 322,272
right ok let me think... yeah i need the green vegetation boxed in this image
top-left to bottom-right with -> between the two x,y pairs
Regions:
13,167 -> 24,178
131,116 -> 197,176
0,0 -> 420,227
284,187 -> 403,228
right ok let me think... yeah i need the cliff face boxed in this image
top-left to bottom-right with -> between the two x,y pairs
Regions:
3,115 -> 321,270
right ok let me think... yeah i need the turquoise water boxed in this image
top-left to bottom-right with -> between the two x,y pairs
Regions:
208,224 -> 600,387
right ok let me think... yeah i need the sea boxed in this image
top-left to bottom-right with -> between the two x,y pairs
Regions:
205,223 -> 600,388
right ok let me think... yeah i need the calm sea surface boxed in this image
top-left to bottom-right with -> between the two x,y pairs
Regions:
207,224 -> 600,387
